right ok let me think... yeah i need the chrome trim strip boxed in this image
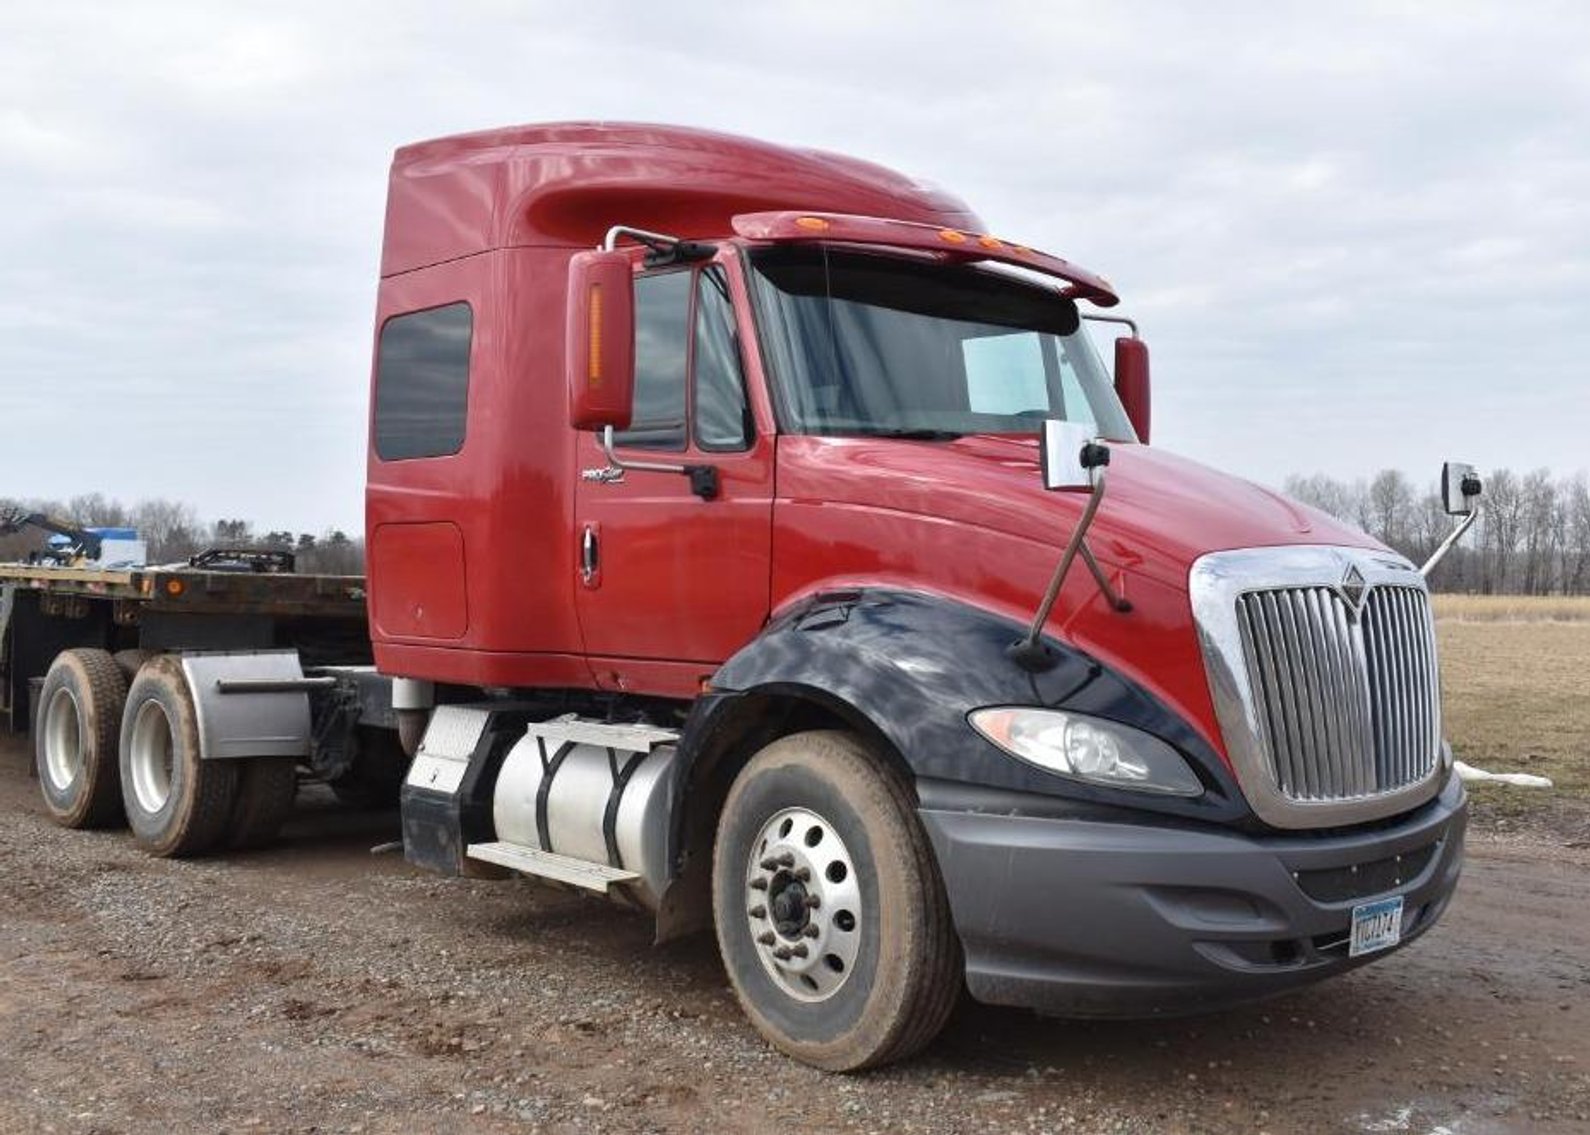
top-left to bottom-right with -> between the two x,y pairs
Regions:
1190,546 -> 1443,829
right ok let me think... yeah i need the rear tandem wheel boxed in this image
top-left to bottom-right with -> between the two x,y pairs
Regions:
35,648 -> 129,829
118,655 -> 239,857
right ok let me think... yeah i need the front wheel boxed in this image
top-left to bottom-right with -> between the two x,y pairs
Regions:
712,730 -> 961,1071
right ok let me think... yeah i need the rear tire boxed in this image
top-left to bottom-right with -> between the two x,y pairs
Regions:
35,649 -> 128,828
712,730 -> 961,1071
119,655 -> 238,857
227,758 -> 298,849
112,649 -> 153,682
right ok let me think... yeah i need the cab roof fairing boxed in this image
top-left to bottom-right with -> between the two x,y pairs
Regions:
381,122 -> 984,277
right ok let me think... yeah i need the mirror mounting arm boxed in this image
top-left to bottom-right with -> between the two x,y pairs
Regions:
1009,460 -> 1132,673
1420,504 -> 1480,579
585,426 -> 720,501
602,225 -> 716,267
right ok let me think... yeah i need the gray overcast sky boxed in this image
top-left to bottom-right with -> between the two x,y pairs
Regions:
2,1 -> 1587,533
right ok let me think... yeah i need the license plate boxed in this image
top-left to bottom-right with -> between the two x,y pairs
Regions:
1349,896 -> 1404,957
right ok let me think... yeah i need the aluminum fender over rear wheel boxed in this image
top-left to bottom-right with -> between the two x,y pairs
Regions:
36,649 -> 129,828
712,730 -> 961,1071
118,655 -> 238,857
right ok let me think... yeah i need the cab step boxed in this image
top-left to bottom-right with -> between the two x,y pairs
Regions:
465,840 -> 640,894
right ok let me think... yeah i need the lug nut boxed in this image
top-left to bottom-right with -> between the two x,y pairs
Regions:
802,925 -> 820,938
749,877 -> 768,891
759,852 -> 795,871
790,944 -> 809,959
757,932 -> 775,946
748,905 -> 767,920
773,946 -> 792,960
804,895 -> 821,910
793,867 -> 811,882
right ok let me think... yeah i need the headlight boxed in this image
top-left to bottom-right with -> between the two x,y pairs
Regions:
968,707 -> 1204,797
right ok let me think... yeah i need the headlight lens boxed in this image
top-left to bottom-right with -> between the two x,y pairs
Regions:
968,707 -> 1204,797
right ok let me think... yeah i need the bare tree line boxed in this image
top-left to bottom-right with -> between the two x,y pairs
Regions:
1284,468 -> 1590,595
0,493 -> 364,576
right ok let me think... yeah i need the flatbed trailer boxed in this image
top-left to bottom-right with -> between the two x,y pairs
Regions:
0,562 -> 371,730
0,562 -> 408,844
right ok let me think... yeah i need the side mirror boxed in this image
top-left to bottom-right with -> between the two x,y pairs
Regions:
1441,461 -> 1482,516
1114,336 -> 1151,444
566,250 -> 636,431
1040,419 -> 1109,491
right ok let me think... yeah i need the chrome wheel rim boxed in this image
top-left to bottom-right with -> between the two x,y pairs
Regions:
42,687 -> 84,793
743,806 -> 863,1003
128,700 -> 175,814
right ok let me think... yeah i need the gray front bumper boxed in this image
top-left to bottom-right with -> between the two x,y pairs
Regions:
920,774 -> 1466,1018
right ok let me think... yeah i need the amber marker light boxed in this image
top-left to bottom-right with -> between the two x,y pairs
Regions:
977,235 -> 1004,249
587,283 -> 604,388
938,229 -> 968,244
164,578 -> 186,597
794,216 -> 830,231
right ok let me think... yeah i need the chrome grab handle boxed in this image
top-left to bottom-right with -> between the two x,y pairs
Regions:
581,526 -> 598,584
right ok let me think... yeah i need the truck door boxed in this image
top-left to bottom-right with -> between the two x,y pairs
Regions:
572,262 -> 774,680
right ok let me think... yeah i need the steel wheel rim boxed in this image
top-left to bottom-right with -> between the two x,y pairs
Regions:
42,687 -> 84,793
128,700 -> 176,814
743,806 -> 863,1003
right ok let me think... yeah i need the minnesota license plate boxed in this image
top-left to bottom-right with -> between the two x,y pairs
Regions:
1349,896 -> 1404,957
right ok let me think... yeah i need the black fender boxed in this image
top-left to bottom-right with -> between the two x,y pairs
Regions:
685,588 -> 1248,826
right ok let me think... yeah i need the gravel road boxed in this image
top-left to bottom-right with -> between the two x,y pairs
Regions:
1,738 -> 1586,1135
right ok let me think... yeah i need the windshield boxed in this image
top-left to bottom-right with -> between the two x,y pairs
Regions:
747,246 -> 1135,441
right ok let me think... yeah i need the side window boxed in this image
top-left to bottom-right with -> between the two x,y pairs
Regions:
693,268 -> 751,451
963,332 -> 1048,416
373,302 -> 472,461
615,271 -> 691,450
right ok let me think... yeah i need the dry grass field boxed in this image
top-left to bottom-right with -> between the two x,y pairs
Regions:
1436,594 -> 1590,838
1433,593 -> 1590,623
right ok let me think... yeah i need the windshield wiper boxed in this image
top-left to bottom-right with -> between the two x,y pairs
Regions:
843,428 -> 965,441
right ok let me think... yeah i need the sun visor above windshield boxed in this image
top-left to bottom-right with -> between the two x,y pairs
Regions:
731,211 -> 1119,308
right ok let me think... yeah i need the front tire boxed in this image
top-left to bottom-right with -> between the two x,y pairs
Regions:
35,649 -> 128,828
712,730 -> 961,1070
119,655 -> 238,857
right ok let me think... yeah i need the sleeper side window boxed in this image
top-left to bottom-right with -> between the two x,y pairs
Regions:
615,271 -> 691,451
373,302 -> 472,461
693,268 -> 752,451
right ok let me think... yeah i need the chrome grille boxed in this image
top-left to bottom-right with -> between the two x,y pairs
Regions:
1233,585 -> 1439,802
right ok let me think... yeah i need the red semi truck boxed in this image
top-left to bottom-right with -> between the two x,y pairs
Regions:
3,123 -> 1483,1070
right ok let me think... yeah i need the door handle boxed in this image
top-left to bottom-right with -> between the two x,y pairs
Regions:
580,524 -> 600,587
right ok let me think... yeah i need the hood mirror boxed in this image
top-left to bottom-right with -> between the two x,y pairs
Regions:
1441,461 -> 1482,516
1422,460 -> 1484,577
1040,419 -> 1108,492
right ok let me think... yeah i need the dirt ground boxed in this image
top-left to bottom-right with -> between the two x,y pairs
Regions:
2,740 -> 1587,1135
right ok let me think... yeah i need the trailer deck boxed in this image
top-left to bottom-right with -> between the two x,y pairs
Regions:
0,562 -> 371,733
